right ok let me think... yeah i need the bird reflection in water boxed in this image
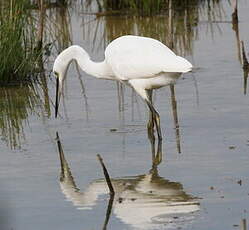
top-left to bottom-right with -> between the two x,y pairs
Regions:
241,41 -> 249,95
56,133 -> 199,229
231,2 -> 249,95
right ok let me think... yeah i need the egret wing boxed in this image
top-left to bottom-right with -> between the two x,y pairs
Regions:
105,36 -> 192,81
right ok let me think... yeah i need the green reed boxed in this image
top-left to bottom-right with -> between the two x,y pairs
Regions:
0,0 -> 42,84
96,0 -> 165,15
92,0 -> 221,15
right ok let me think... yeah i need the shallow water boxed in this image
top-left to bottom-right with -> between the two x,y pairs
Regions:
0,0 -> 249,230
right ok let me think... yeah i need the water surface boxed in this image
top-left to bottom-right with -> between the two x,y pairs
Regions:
0,1 -> 249,229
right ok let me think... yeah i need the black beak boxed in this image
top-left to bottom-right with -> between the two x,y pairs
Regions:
55,76 -> 60,118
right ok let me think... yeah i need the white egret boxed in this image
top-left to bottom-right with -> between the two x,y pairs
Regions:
53,35 -> 192,139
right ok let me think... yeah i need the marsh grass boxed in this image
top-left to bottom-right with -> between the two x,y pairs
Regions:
102,0 -> 166,15
0,1 -> 72,149
87,0 -> 221,15
0,0 -> 42,84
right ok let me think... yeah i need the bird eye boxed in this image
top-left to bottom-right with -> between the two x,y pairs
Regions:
54,71 -> 59,77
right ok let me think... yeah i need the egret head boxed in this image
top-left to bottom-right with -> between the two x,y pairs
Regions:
53,45 -> 86,118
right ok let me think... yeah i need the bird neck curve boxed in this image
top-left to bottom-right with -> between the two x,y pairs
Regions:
63,45 -> 114,80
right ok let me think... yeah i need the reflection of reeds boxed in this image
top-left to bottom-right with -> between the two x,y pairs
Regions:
240,219 -> 247,230
103,0 -> 165,15
0,83 -> 50,149
0,0 -> 82,149
83,0 -> 223,56
45,2 -> 72,52
231,0 -> 238,23
241,41 -> 249,95
232,10 -> 241,64
87,0 -> 221,16
85,14 -> 195,57
170,85 -> 181,154
0,0 -> 74,149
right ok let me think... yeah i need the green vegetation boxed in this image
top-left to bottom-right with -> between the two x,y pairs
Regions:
0,0 -> 221,84
0,0 -> 222,149
101,0 -> 166,15
91,0 -> 221,15
0,0 -> 43,83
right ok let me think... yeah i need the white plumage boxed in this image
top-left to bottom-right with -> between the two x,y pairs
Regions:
105,36 -> 192,80
53,35 -> 193,139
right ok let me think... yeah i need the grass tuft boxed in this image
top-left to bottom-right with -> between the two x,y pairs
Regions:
0,0 -> 42,84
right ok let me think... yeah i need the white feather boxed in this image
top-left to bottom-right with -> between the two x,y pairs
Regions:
105,35 -> 192,80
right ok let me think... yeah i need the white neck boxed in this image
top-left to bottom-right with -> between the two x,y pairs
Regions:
59,45 -> 114,80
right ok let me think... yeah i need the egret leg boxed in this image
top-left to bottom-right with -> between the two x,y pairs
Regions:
147,113 -> 156,162
128,81 -> 162,140
146,96 -> 162,141
146,90 -> 163,164
154,110 -> 162,141
146,89 -> 155,141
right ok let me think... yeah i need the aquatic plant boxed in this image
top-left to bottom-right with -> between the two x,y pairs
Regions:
86,0 -> 166,15
102,0 -> 165,15
0,1 -> 74,149
86,0 -> 221,15
0,0 -> 43,84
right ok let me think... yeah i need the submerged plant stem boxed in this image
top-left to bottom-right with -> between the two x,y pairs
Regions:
97,154 -> 115,195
